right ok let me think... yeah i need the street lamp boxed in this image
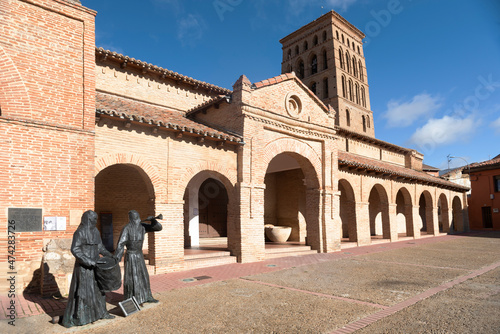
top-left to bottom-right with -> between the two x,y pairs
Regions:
447,155 -> 470,173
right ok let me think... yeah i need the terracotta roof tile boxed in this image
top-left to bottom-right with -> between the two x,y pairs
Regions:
185,95 -> 231,117
95,92 -> 242,143
338,151 -> 468,191
96,48 -> 231,95
469,156 -> 500,169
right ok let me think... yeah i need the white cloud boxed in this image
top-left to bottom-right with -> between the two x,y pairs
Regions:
491,117 -> 500,134
384,93 -> 442,128
177,14 -> 207,47
409,115 -> 480,148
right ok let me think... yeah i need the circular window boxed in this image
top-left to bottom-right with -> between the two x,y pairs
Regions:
285,93 -> 302,118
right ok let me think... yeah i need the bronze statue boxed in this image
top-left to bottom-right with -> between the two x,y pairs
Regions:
62,210 -> 116,328
114,210 -> 162,305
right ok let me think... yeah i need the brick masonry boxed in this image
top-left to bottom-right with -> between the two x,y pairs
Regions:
0,0 -> 469,295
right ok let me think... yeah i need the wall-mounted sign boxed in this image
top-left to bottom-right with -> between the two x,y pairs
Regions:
8,208 -> 43,232
44,216 -> 67,231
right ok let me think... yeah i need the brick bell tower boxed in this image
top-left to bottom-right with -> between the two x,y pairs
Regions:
280,10 -> 374,137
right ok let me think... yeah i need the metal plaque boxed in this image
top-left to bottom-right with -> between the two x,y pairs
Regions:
8,208 -> 43,232
119,296 -> 141,317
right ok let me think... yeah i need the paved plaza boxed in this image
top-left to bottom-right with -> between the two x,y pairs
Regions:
2,231 -> 500,333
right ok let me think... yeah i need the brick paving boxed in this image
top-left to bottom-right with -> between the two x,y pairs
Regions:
330,259 -> 500,334
1,231 -> 491,331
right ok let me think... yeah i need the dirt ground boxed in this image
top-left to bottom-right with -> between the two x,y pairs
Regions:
4,232 -> 500,334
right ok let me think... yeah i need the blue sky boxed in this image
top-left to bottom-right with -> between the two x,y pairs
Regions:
82,0 -> 500,170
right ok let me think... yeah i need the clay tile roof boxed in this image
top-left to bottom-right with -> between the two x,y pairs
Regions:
422,164 -> 440,171
335,127 -> 413,154
466,155 -> 500,172
338,151 -> 469,191
95,92 -> 242,143
95,48 -> 231,95
185,95 -> 231,117
252,73 -> 295,89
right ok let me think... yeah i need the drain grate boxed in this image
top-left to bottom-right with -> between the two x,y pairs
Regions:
193,275 -> 212,281
266,264 -> 277,267
343,252 -> 352,254
181,278 -> 196,283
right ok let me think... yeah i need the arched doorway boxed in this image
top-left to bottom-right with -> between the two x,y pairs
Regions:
395,187 -> 413,237
264,152 -> 320,251
95,164 -> 155,257
452,196 -> 464,232
419,191 -> 434,235
339,179 -> 357,243
368,184 -> 390,240
438,194 -> 450,232
198,178 -> 228,238
183,172 -> 233,252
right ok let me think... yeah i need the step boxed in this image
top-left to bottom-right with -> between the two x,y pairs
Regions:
265,245 -> 314,254
265,249 -> 318,259
184,250 -> 232,260
184,255 -> 237,270
265,244 -> 318,259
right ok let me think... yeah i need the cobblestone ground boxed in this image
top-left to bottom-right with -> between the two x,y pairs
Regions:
3,231 -> 500,334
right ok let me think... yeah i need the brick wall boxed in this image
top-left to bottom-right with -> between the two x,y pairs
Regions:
0,0 -> 96,293
96,61 -> 221,113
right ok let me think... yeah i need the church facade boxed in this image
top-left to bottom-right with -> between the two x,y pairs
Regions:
1,0 -> 468,294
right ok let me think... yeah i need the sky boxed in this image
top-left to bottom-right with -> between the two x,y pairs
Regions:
82,0 -> 500,170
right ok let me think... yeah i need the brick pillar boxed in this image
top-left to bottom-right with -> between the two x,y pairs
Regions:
152,202 -> 184,274
328,191 -> 342,252
381,202 -> 392,240
355,202 -> 371,246
388,203 -> 398,241
321,190 -> 340,253
306,188 -> 323,252
461,206 -> 470,232
412,205 -> 421,239
404,204 -> 414,237
238,183 -> 265,263
428,207 -> 439,236
442,208 -> 452,233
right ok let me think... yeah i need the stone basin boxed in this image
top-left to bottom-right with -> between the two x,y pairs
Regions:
265,226 -> 292,243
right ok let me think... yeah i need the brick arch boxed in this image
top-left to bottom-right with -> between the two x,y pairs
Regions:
419,190 -> 435,234
438,192 -> 451,232
176,162 -> 237,202
395,186 -> 414,237
339,178 -> 357,241
0,45 -> 33,118
368,183 -> 391,239
94,153 -> 160,199
257,137 -> 322,188
394,185 -> 412,205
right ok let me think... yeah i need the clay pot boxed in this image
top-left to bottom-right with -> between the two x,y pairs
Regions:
265,226 -> 292,243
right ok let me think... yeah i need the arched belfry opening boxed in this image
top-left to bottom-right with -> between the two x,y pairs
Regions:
95,164 -> 156,261
264,152 -> 320,253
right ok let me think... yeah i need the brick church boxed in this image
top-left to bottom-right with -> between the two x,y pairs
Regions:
1,0 -> 469,294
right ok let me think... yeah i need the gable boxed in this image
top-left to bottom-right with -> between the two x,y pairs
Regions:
248,78 -> 335,130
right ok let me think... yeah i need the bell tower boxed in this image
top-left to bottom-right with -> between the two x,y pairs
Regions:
280,10 -> 374,137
